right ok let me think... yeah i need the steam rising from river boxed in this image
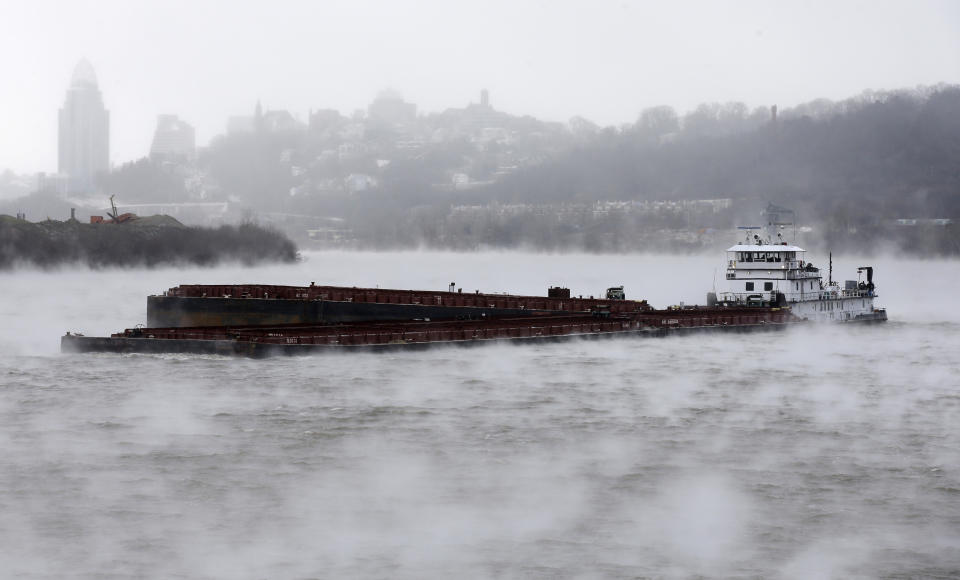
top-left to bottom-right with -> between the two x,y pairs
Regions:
1,251 -> 958,578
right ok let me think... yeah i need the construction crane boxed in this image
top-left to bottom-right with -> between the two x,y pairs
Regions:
105,195 -> 137,224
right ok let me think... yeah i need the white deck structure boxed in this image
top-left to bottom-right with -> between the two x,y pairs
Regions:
713,232 -> 885,322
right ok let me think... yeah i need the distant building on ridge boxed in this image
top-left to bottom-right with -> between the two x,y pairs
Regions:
58,59 -> 109,193
227,100 -> 304,135
150,115 -> 196,162
367,89 -> 417,127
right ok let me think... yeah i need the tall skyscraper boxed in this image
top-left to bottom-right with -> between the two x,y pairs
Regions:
58,59 -> 109,193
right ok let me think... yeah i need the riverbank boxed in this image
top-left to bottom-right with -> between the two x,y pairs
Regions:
0,215 -> 297,269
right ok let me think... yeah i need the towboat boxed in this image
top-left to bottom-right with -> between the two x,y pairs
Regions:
707,211 -> 887,323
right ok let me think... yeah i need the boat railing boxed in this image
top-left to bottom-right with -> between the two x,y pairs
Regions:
719,288 -> 876,304
786,270 -> 819,280
716,291 -> 775,304
727,260 -> 801,269
817,288 -> 876,300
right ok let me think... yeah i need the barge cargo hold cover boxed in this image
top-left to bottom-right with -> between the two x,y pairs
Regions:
62,306 -> 803,357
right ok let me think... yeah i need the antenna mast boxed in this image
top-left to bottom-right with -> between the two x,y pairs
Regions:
829,252 -> 833,286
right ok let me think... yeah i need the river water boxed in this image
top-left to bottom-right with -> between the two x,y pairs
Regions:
1,251 -> 958,579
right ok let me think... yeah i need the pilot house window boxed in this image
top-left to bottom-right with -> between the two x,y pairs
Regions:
745,282 -> 754,291
764,282 -> 773,291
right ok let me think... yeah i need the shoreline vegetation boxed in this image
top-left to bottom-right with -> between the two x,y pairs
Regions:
1,212 -> 955,269
0,215 -> 297,270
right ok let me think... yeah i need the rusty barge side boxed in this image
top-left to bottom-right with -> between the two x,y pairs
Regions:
147,284 -> 652,328
62,306 -> 803,357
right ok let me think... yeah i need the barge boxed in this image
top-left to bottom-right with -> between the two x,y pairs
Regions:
147,283 -> 652,327
62,306 -> 802,357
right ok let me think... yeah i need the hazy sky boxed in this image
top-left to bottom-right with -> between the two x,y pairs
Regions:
1,0 -> 958,173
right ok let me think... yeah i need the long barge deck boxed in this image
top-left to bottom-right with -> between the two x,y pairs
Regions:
63,306 -> 802,357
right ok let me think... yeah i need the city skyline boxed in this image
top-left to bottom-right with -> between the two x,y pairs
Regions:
1,0 -> 958,174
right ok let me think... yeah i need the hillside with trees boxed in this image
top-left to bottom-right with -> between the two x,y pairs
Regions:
10,85 -> 959,255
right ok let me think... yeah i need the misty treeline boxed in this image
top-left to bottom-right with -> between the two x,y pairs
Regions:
482,86 -> 959,217
83,85 -> 960,254
0,216 -> 297,269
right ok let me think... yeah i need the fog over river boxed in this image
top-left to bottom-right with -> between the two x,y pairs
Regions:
1,251 -> 958,578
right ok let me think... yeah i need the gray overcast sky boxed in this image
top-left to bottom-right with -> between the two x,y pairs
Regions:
1,0 -> 958,173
